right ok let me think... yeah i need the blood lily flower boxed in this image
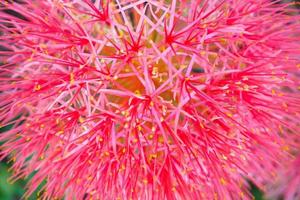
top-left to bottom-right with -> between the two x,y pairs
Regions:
0,0 -> 300,199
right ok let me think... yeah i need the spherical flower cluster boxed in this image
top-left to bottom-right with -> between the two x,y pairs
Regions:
0,0 -> 300,199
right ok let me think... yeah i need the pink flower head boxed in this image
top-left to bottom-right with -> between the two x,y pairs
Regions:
0,0 -> 300,199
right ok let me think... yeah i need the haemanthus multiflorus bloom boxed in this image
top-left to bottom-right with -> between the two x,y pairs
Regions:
0,0 -> 300,199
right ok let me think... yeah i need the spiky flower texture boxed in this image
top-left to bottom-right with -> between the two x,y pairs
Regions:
0,0 -> 300,199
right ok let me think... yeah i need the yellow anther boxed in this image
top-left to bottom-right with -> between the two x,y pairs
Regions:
214,192 -> 218,200
135,90 -> 141,96
151,126 -> 156,132
162,105 -> 167,116
220,177 -> 227,185
200,51 -> 206,55
278,92 -> 284,97
137,125 -> 142,131
150,154 -> 157,159
239,192 -> 245,198
282,145 -> 289,151
104,151 -> 110,156
148,134 -> 154,140
121,110 -> 129,117
150,101 -> 154,107
165,13 -> 170,19
56,130 -> 64,135
226,112 -> 233,117
34,84 -> 41,91
149,39 -> 154,44
119,164 -> 126,171
152,67 -> 158,77
200,123 -> 204,129
243,85 -> 249,91
124,67 -> 130,72
39,43 -> 47,49
70,72 -> 75,85
79,117 -> 84,123
119,30 -> 124,37
142,179 -> 148,184
279,125 -> 283,133
97,136 -> 103,142
90,190 -> 96,195
133,138 -> 138,143
222,155 -> 228,160
10,156 -> 16,162
219,38 -> 227,43
76,179 -> 81,184
158,136 -> 164,143
272,89 -> 276,95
